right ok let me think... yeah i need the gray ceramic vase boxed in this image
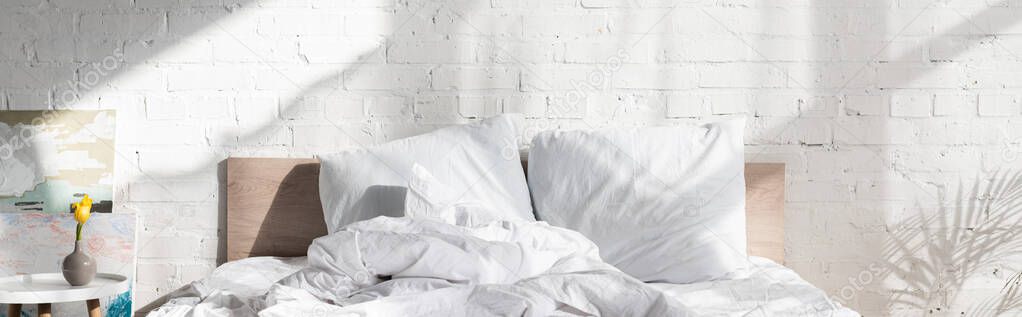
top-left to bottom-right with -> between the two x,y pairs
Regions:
62,240 -> 96,286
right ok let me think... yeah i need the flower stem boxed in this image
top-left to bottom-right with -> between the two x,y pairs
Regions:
76,223 -> 82,241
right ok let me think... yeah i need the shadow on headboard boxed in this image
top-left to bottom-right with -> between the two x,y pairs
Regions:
224,158 -> 785,265
226,158 -> 328,262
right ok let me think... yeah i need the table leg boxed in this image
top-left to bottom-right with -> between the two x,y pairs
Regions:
7,304 -> 21,317
36,303 -> 50,317
86,299 -> 100,317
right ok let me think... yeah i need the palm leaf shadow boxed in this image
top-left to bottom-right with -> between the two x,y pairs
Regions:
879,169 -> 1022,314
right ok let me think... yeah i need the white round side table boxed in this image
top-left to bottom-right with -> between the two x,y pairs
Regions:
0,273 -> 129,317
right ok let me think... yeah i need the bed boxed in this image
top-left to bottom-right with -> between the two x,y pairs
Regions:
143,158 -> 858,316
224,159 -> 784,264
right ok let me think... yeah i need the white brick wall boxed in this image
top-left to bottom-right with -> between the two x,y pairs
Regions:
1,0 -> 1020,316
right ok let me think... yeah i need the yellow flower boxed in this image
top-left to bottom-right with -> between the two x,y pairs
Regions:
74,194 -> 93,225
74,194 -> 93,241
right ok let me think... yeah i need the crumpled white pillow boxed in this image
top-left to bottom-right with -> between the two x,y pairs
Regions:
318,115 -> 534,233
527,118 -> 747,283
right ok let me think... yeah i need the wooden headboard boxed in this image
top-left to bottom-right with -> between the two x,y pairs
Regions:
226,158 -> 786,264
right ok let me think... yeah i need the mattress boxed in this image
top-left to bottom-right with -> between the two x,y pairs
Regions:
148,256 -> 858,317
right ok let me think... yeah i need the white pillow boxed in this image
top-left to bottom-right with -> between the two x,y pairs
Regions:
403,163 -> 508,227
318,115 -> 534,233
527,118 -> 747,283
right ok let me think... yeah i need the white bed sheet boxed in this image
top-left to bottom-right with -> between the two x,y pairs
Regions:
650,257 -> 859,316
149,255 -> 858,317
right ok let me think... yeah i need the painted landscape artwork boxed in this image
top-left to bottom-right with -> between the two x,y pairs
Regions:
0,110 -> 115,213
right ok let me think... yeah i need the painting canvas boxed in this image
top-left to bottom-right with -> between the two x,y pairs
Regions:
0,110 -> 115,213
0,213 -> 134,317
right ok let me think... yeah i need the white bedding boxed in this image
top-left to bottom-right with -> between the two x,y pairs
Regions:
148,216 -> 858,317
650,257 -> 858,316
318,115 -> 535,232
528,119 -> 749,284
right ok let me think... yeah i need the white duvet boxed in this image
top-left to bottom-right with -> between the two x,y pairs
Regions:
148,216 -> 858,317
150,216 -> 692,316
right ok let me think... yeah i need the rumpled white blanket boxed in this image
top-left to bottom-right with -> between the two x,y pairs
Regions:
149,216 -> 694,316
274,216 -> 694,316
